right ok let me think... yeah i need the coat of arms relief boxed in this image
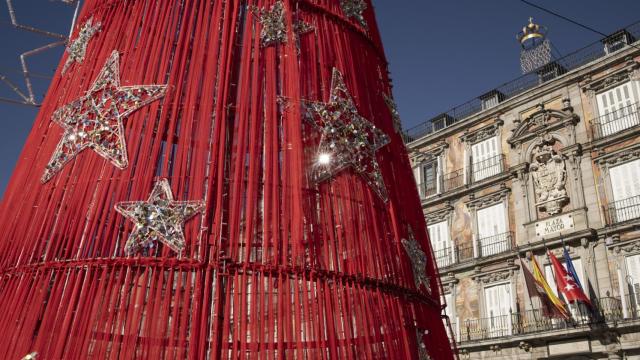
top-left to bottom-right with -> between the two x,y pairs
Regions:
530,137 -> 569,215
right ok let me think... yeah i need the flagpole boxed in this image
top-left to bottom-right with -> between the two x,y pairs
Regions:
542,233 -> 573,323
515,246 -> 541,329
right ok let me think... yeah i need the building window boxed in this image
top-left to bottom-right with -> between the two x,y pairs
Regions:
442,292 -> 457,341
609,159 -> 640,223
626,254 -> 640,312
414,159 -> 439,198
476,203 -> 510,257
428,221 -> 453,268
471,136 -> 502,182
483,283 -> 512,337
596,81 -> 640,137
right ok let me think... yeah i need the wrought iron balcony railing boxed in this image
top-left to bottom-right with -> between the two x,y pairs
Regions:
442,169 -> 464,192
434,243 -> 474,269
478,231 -> 513,257
402,21 -> 640,143
592,102 -> 640,139
434,246 -> 454,268
604,195 -> 640,225
417,181 -> 438,199
471,154 -> 505,183
452,296 -> 631,344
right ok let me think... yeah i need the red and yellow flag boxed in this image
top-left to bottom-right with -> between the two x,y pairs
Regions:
531,257 -> 570,319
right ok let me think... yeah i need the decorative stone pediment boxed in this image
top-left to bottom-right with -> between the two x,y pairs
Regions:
411,141 -> 448,165
465,186 -> 510,209
473,267 -> 516,284
508,101 -> 579,148
425,203 -> 454,223
582,58 -> 640,95
614,240 -> 640,255
530,136 -> 569,215
460,119 -> 503,144
595,144 -> 640,167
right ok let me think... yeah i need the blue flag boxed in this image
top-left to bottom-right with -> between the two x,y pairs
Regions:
563,247 -> 583,290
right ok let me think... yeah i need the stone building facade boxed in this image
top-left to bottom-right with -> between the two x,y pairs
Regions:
405,22 -> 640,359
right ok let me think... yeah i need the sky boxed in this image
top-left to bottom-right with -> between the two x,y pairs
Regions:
1,0 -> 640,196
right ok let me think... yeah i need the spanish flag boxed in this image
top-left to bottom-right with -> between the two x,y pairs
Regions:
531,256 -> 570,319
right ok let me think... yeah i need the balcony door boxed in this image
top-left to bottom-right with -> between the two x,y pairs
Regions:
596,81 -> 639,136
484,283 -> 512,337
428,221 -> 452,268
413,160 -> 438,198
609,159 -> 640,222
477,203 -> 507,257
471,136 -> 500,181
626,254 -> 640,315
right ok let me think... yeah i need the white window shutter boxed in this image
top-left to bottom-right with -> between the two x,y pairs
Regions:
597,82 -> 640,136
610,160 -> 640,221
471,136 -> 500,181
626,255 -> 640,304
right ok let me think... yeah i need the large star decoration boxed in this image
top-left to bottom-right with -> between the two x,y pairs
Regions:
253,1 -> 287,47
62,17 -> 101,74
115,179 -> 205,255
340,0 -> 368,29
383,93 -> 403,133
42,51 -> 167,183
308,68 -> 390,202
415,329 -> 432,360
401,229 -> 432,296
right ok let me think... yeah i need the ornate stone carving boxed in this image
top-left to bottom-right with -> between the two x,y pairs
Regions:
474,269 -> 514,284
582,59 -> 640,95
508,102 -> 579,148
460,119 -> 503,144
412,141 -> 448,165
530,137 -> 569,215
596,144 -> 640,167
465,187 -> 510,209
425,203 -> 454,223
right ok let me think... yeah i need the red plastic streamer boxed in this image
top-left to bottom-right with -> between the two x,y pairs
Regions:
0,0 -> 453,358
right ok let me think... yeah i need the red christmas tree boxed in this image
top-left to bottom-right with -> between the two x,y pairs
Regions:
0,0 -> 453,358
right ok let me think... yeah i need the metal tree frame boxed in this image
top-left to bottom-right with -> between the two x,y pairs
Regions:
0,0 -> 80,106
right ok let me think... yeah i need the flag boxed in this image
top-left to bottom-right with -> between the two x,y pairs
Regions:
550,250 -> 592,306
521,259 -> 570,319
531,257 -> 570,319
563,247 -> 583,290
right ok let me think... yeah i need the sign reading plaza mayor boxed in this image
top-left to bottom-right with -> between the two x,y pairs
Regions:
535,213 -> 574,237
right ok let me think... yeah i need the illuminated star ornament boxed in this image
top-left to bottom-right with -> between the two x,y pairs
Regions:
22,353 -> 38,360
383,93 -> 403,133
401,229 -> 432,295
115,179 -> 205,255
415,329 -> 432,360
254,0 -> 287,47
308,68 -> 390,201
42,51 -> 167,183
62,17 -> 101,74
340,0 -> 368,29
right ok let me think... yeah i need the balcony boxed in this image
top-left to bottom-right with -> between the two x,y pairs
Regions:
592,102 -> 640,140
442,169 -> 464,192
478,231 -> 513,257
434,247 -> 455,268
417,181 -> 438,199
471,154 -> 505,183
604,195 -> 640,224
434,244 -> 474,269
452,296 -> 635,344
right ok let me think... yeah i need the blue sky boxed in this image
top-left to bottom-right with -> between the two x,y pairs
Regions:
1,0 -> 640,196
